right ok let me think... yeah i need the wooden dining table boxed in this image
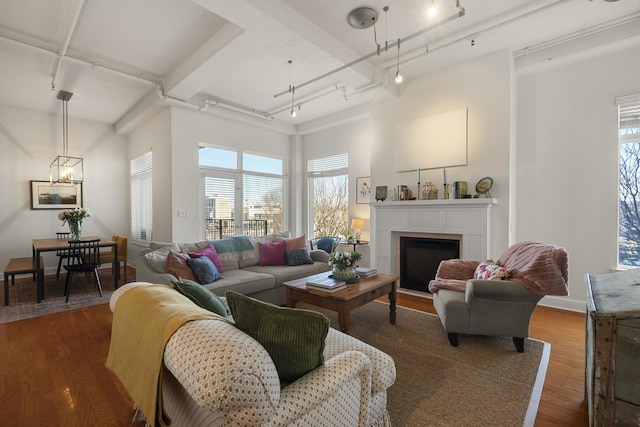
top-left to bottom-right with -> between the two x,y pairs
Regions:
32,236 -> 118,303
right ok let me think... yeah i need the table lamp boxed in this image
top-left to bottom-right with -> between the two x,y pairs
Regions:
351,218 -> 364,243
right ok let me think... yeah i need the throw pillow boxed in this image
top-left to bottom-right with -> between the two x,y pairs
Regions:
258,240 -> 287,266
172,278 -> 227,317
186,256 -> 221,284
188,243 -> 224,273
473,261 -> 515,281
315,237 -> 336,253
225,291 -> 329,383
286,247 -> 314,266
166,251 -> 198,282
284,234 -> 306,251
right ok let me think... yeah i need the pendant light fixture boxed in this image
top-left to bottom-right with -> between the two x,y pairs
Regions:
395,38 -> 403,84
50,90 -> 83,184
288,60 -> 297,118
428,0 -> 437,18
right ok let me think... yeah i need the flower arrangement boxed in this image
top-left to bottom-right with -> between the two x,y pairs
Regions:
57,207 -> 91,226
328,251 -> 362,270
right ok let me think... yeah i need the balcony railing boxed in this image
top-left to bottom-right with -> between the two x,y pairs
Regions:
205,219 -> 268,240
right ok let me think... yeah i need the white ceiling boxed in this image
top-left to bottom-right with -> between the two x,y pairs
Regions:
0,0 -> 638,131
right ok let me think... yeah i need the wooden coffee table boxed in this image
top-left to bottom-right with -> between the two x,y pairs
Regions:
283,272 -> 398,333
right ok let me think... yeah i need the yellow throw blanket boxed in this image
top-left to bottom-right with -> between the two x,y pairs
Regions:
106,284 -> 227,426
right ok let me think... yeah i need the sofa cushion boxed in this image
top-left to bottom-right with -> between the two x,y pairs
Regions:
473,261 -> 514,281
261,231 -> 291,243
238,236 -> 261,269
144,244 -> 180,273
172,278 -> 228,317
244,262 -> 330,287
284,234 -> 306,250
202,269 -> 276,295
286,247 -> 314,266
226,291 -> 330,383
188,243 -> 224,273
166,251 -> 198,282
187,256 -> 221,284
259,240 -> 287,266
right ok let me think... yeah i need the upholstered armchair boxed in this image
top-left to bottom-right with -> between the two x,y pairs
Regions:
428,241 -> 568,352
310,236 -> 339,254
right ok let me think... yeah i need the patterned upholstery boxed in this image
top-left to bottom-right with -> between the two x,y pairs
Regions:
110,283 -> 395,426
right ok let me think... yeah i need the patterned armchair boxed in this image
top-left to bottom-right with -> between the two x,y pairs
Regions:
110,283 -> 395,426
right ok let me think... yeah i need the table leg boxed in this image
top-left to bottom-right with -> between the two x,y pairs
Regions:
113,244 -> 119,288
4,273 -> 9,306
36,251 -> 43,303
285,288 -> 295,308
389,280 -> 397,325
338,305 -> 351,333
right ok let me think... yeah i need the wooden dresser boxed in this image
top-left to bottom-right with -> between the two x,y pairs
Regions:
585,269 -> 640,426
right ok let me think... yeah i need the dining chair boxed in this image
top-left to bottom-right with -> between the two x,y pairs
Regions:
55,231 -> 77,280
99,235 -> 128,283
63,239 -> 103,302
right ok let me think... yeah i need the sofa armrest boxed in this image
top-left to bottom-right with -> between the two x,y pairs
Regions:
465,280 -> 544,303
267,350 -> 372,427
310,249 -> 329,263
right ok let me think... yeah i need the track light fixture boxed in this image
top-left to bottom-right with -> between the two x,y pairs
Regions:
395,39 -> 403,84
428,0 -> 437,18
288,60 -> 297,118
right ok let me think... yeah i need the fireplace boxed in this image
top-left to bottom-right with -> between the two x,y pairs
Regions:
370,199 -> 497,292
399,236 -> 460,292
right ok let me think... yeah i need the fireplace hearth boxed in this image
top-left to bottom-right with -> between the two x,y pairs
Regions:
399,236 -> 460,292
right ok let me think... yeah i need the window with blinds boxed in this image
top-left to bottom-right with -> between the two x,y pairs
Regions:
618,96 -> 640,266
200,146 -> 284,239
307,153 -> 349,238
131,151 -> 152,243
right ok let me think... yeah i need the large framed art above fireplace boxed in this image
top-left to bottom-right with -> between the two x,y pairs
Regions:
370,199 -> 497,294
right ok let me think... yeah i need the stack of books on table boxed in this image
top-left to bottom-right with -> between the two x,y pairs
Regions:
306,277 -> 347,293
356,267 -> 377,278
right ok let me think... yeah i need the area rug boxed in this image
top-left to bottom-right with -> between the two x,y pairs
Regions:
0,269 -> 118,324
302,300 -> 550,427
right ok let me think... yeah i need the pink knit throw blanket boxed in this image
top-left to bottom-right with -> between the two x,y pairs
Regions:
429,241 -> 569,296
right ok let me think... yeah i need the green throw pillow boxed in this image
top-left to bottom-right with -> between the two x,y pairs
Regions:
172,278 -> 228,317
225,290 -> 330,383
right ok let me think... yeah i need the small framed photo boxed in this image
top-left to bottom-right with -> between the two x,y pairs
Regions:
356,176 -> 371,204
30,180 -> 83,210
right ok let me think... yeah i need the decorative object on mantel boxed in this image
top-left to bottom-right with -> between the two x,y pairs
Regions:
375,186 -> 387,202
421,182 -> 438,200
328,251 -> 362,283
50,90 -> 84,184
452,181 -> 468,199
475,177 -> 493,198
58,207 -> 91,241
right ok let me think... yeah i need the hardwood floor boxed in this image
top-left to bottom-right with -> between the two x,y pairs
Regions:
0,272 -> 588,426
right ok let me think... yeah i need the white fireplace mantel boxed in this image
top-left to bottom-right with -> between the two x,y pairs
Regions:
370,199 -> 498,275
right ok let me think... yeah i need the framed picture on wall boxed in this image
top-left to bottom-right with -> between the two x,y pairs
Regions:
30,180 -> 83,210
356,176 -> 371,204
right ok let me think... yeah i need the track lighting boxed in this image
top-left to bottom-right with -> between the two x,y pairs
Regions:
288,59 -> 297,118
395,38 -> 403,84
428,0 -> 437,17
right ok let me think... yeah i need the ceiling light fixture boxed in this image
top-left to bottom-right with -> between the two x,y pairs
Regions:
288,60 -> 297,118
428,0 -> 437,18
50,90 -> 83,184
395,39 -> 403,84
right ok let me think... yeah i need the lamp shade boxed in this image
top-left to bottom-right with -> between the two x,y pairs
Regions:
351,218 -> 364,230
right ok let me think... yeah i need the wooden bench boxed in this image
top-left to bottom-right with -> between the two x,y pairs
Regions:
4,257 -> 44,305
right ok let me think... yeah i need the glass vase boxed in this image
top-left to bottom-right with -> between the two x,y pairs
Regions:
69,220 -> 82,241
332,265 -> 358,283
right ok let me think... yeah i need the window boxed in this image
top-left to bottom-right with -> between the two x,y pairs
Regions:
131,151 -> 152,243
307,153 -> 349,238
618,97 -> 640,266
200,146 -> 285,239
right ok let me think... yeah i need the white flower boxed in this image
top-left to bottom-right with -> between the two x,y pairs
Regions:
58,207 -> 91,226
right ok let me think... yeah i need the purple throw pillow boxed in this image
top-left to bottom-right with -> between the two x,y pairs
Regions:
259,240 -> 287,266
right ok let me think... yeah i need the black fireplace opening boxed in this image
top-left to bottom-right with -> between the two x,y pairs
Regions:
400,236 -> 460,293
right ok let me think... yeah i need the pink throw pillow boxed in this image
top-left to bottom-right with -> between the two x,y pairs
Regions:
188,243 -> 224,273
259,240 -> 287,266
166,251 -> 198,282
473,261 -> 515,281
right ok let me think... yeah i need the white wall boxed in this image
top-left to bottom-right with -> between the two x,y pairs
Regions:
0,104 -> 128,275
516,44 -> 640,311
370,49 -> 514,259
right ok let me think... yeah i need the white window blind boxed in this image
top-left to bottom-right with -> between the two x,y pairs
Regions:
131,151 -> 152,243
308,153 -> 348,176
